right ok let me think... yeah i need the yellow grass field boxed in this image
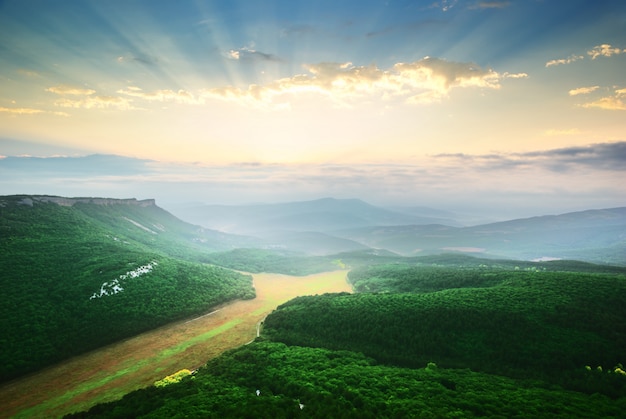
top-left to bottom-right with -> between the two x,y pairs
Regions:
0,270 -> 352,419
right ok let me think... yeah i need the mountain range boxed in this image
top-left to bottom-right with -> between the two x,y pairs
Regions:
1,193 -> 624,385
170,198 -> 626,265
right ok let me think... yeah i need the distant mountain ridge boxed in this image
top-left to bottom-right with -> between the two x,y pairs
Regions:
333,207 -> 626,265
169,198 -> 626,265
169,197 -> 460,235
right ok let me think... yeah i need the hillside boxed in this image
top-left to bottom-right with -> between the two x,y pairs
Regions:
267,271 -> 626,378
332,207 -> 626,265
0,195 -> 256,382
169,198 -> 626,265
168,197 -> 457,235
70,260 -> 626,418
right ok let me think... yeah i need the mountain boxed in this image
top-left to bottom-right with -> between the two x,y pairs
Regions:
0,195 -> 256,382
167,197 -> 457,235
258,230 -> 370,256
170,198 -> 626,264
23,195 -> 261,256
332,207 -> 626,265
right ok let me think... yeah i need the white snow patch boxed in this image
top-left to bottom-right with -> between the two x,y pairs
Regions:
123,217 -> 157,234
90,261 -> 158,300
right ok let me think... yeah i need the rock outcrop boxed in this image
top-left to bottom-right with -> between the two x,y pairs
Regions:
32,195 -> 156,207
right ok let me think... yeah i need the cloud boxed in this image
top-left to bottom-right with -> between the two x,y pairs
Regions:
568,86 -> 599,96
45,84 -> 135,111
521,142 -> 626,171
43,83 -> 137,110
204,57 -> 508,108
46,85 -> 97,96
502,72 -> 528,79
54,96 -> 135,110
225,46 -> 280,62
0,106 -> 69,117
436,141 -> 626,171
17,69 -> 41,78
3,145 -> 623,218
581,96 -> 626,111
116,54 -> 158,66
118,86 -> 202,104
545,54 -> 584,67
546,44 -> 623,67
469,1 -> 510,9
437,0 -> 459,12
543,128 -> 581,136
587,44 -> 622,59
579,87 -> 626,111
0,106 -> 44,115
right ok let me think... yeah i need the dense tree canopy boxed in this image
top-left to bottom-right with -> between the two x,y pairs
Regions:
0,197 -> 255,382
71,263 -> 626,417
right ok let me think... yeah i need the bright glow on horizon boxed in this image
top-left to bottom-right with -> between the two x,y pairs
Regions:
1,0 -> 625,214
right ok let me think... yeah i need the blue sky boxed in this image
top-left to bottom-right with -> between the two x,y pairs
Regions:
1,0 -> 625,218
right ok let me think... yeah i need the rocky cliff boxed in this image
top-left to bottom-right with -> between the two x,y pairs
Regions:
10,195 -> 156,207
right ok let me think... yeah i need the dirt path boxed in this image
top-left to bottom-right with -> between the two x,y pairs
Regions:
0,270 -> 352,419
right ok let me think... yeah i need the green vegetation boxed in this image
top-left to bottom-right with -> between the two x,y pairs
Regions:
154,369 -> 192,388
266,279 -> 626,389
71,259 -> 626,417
4,194 -> 626,416
0,196 -> 255,382
209,249 -> 626,277
204,248 -> 337,275
69,342 -> 626,418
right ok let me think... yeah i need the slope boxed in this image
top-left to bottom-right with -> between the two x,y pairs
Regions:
70,260 -> 626,418
333,207 -> 626,265
168,197 -> 454,235
0,195 -> 255,382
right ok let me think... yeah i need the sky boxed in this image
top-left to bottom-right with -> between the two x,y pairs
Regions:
1,0 -> 625,220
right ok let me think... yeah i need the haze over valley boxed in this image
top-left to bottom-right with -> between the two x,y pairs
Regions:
1,0 -> 626,417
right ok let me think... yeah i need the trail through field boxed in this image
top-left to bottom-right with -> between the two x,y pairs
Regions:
0,270 -> 351,419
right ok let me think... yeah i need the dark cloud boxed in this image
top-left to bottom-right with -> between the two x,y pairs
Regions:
245,50 -> 281,62
117,53 -> 158,66
1,145 -> 623,219
436,142 -> 626,172
516,142 -> 626,171
227,47 -> 282,62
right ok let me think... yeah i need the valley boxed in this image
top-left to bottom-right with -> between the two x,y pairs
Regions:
2,1 -> 625,416
1,194 -> 625,417
0,270 -> 352,418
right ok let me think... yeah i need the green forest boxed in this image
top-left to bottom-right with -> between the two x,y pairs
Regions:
3,195 -> 626,417
70,260 -> 626,418
0,196 -> 255,382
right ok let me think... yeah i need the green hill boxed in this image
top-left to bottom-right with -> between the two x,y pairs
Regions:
70,259 -> 626,417
266,272 -> 626,383
332,207 -> 626,265
0,195 -> 255,382
169,197 -> 455,235
68,342 -> 624,418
